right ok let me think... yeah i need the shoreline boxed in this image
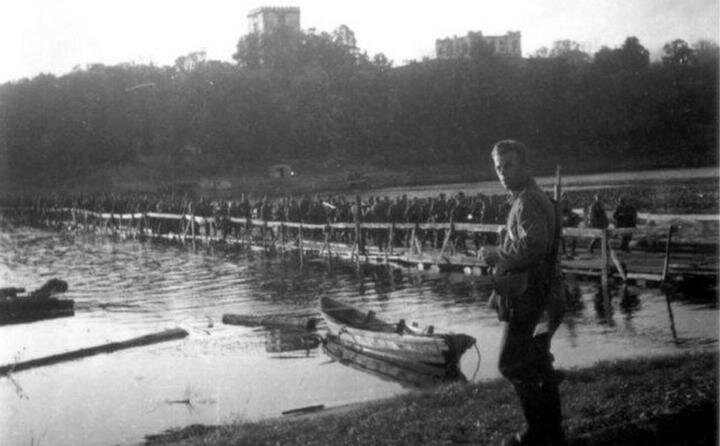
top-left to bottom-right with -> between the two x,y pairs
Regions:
2,163 -> 717,197
145,350 -> 718,445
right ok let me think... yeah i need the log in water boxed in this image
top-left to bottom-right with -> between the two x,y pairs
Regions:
222,312 -> 322,330
0,327 -> 188,375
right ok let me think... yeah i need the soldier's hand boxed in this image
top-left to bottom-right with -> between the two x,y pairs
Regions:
479,246 -> 499,266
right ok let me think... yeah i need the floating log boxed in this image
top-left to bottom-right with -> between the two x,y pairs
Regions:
222,313 -> 322,330
0,328 -> 188,375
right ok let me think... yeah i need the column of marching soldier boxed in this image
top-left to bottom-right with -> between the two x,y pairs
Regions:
0,189 -> 639,254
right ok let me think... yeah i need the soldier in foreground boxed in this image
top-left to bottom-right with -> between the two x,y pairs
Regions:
480,140 -> 565,446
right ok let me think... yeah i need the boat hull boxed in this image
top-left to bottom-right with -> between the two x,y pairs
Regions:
320,297 -> 475,368
323,334 -> 465,388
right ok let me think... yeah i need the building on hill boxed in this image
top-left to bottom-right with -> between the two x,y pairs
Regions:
269,163 -> 294,179
247,6 -> 301,35
436,31 -> 522,59
485,32 -> 522,57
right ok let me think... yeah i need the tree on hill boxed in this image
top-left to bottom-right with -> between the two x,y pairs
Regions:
548,40 -> 591,65
692,40 -> 719,66
594,37 -> 650,73
662,39 -> 695,65
0,26 -> 716,183
530,46 -> 549,58
233,24 -> 376,78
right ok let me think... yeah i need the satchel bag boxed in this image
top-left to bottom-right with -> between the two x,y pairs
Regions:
489,272 -> 529,321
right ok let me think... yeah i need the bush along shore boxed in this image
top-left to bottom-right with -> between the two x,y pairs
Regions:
146,350 -> 717,445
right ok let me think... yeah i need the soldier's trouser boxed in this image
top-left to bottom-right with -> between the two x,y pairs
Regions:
499,316 -> 563,445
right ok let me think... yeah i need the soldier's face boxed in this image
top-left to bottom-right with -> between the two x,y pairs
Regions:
493,151 -> 525,191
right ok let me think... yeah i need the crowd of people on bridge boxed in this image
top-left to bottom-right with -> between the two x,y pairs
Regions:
1,188 -> 639,254
0,191 -> 510,226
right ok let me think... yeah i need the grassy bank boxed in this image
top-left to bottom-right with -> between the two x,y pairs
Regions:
147,350 -> 717,445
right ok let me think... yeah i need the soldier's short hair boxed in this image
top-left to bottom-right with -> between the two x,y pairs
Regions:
491,140 -> 527,165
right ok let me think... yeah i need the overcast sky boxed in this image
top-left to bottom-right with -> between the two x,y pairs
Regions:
4,0 -> 718,83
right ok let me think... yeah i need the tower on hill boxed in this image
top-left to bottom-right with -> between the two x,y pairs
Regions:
247,7 -> 301,35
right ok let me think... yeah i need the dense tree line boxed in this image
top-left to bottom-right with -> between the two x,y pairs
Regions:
0,27 -> 716,184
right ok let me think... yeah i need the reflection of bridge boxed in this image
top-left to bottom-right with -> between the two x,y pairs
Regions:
4,207 -> 717,290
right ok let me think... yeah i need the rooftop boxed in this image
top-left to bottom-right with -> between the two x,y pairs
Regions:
247,6 -> 300,17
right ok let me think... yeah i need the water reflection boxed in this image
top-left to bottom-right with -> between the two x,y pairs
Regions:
265,328 -> 321,357
619,285 -> 641,316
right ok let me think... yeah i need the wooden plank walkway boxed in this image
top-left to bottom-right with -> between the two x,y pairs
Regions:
2,206 -> 716,285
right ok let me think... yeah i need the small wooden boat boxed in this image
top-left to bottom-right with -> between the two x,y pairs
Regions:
0,279 -> 74,325
320,297 -> 475,368
323,333 -> 465,388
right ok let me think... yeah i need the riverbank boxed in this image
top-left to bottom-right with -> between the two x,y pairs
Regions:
146,350 -> 717,445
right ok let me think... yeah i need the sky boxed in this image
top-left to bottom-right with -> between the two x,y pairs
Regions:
3,0 -> 718,83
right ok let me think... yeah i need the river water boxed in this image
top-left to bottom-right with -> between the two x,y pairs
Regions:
0,224 -> 716,445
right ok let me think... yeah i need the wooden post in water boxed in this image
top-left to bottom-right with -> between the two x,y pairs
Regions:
554,165 -> 562,201
438,226 -> 452,262
354,222 -> 361,258
262,220 -> 267,252
324,225 -> 332,259
356,222 -> 362,268
179,213 -> 185,240
357,221 -> 365,257
662,225 -> 678,342
298,224 -> 304,265
389,224 -> 395,256
280,223 -> 285,252
409,227 -> 417,256
600,228 -> 610,309
608,243 -> 627,282
349,225 -> 358,261
382,225 -> 389,264
554,165 -> 564,259
661,225 -> 674,281
244,217 -> 251,248
190,212 -> 196,247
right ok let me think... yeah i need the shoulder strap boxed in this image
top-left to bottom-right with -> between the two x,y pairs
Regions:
522,189 -> 561,262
